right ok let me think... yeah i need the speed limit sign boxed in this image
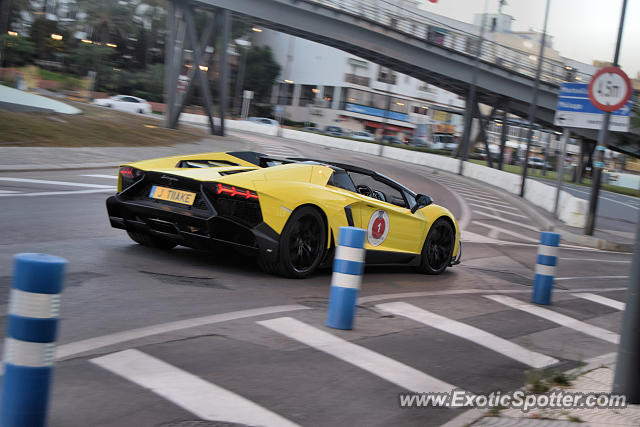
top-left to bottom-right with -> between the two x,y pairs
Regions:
588,66 -> 632,112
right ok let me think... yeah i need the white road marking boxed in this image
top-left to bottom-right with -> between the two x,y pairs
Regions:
471,205 -> 528,219
92,350 -> 299,427
356,287 -> 628,304
468,200 -> 522,212
451,189 -> 505,202
560,258 -> 631,263
0,190 -> 19,194
258,317 -> 463,394
376,302 -> 558,368
81,174 -> 118,179
571,293 -> 625,311
472,221 -> 539,243
555,276 -> 629,281
0,188 -> 115,197
474,211 -> 539,232
56,305 -> 310,361
458,194 -> 516,209
484,295 -> 619,344
0,177 -> 113,188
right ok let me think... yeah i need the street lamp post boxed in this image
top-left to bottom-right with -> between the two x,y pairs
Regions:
519,0 -> 551,197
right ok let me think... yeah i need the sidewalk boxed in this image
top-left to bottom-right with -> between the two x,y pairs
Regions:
467,358 -> 640,426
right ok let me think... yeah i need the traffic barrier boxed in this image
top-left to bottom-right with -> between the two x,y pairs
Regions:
326,227 -> 366,330
531,232 -> 560,305
1,253 -> 67,427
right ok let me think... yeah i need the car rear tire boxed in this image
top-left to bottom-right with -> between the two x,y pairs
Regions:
127,231 -> 177,250
417,218 -> 454,275
258,206 -> 327,278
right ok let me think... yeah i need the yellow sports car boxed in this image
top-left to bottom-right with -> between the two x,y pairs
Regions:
106,151 -> 461,278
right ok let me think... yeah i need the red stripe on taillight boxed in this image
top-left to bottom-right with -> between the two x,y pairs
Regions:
216,183 -> 258,200
120,167 -> 135,178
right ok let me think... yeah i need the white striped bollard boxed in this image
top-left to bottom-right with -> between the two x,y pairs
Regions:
326,227 -> 366,330
531,232 -> 560,305
2,253 -> 67,427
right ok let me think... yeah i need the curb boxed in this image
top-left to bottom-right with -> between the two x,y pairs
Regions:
439,353 -> 619,427
553,227 -> 634,252
420,168 -> 632,252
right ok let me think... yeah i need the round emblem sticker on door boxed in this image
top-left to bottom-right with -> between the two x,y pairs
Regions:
367,210 -> 390,247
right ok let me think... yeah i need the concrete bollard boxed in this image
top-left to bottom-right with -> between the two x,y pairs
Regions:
531,232 -> 560,305
1,253 -> 67,427
326,227 -> 366,330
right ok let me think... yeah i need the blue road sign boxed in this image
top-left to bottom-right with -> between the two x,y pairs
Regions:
554,82 -> 631,131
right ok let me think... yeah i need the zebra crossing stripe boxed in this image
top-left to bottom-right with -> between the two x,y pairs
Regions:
571,293 -> 625,311
376,302 -> 558,369
91,349 -> 300,427
258,317 -> 467,395
484,295 -> 619,344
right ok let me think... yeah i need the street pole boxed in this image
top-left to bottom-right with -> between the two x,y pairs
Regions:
553,128 -> 569,218
520,0 -> 551,197
613,208 -> 640,402
585,0 -> 627,236
458,0 -> 488,175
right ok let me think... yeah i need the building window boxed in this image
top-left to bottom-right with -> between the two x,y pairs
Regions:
277,83 -> 294,106
377,66 -> 397,85
413,106 -> 428,115
299,85 -> 317,107
322,86 -> 335,107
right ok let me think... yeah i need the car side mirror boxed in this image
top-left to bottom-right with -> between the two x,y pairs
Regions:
411,194 -> 432,214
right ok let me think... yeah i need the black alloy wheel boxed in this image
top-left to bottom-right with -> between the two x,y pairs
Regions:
418,218 -> 454,275
259,206 -> 327,278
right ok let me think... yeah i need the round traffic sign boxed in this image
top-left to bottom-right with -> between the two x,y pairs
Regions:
588,66 -> 632,112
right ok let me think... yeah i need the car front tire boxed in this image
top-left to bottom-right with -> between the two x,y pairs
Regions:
417,218 -> 455,275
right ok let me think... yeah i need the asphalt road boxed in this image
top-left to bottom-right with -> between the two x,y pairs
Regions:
0,133 -> 633,427
533,176 -> 638,235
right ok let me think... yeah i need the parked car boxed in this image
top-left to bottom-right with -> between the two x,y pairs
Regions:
430,133 -> 456,150
324,125 -> 344,136
350,131 -> 375,141
407,137 -> 428,147
527,157 -> 553,170
301,127 -> 322,133
247,117 -> 279,126
94,95 -> 152,114
382,135 -> 404,145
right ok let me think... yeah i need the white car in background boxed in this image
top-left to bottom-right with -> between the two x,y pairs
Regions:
94,95 -> 152,115
246,117 -> 280,126
350,131 -> 375,141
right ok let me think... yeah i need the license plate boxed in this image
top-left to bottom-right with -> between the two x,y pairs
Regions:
149,186 -> 196,206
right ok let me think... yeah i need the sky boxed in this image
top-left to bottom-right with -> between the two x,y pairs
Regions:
417,0 -> 640,78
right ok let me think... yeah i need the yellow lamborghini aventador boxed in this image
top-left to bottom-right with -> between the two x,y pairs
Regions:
106,151 -> 461,278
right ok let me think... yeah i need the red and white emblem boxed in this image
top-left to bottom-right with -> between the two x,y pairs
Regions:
367,210 -> 390,247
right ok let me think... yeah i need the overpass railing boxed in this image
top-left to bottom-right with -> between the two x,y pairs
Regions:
309,0 -> 592,86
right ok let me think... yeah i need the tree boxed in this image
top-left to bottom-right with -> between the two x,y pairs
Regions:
243,46 -> 281,102
0,0 -> 10,34
0,34 -> 34,65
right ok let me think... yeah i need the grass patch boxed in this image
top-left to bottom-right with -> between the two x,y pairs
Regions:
525,369 -> 575,394
0,103 -> 207,147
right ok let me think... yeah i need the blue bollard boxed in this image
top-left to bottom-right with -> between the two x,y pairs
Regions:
1,253 -> 67,427
532,232 -> 560,305
326,227 -> 366,330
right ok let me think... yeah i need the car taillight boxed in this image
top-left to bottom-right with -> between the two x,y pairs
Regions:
214,183 -> 259,200
119,167 -> 143,191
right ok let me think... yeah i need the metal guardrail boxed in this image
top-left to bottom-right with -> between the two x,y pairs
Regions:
308,0 -> 592,87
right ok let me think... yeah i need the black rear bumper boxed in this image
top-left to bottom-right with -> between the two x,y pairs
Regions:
106,194 -> 280,262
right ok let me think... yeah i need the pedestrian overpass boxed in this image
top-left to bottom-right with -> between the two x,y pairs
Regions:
169,0 -> 638,156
